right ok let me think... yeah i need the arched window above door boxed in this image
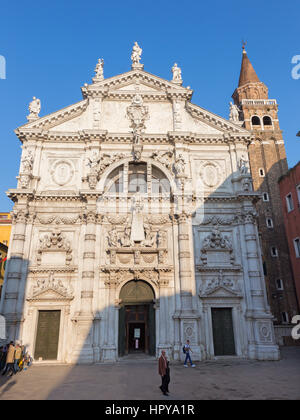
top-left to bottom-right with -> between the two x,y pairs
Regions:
104,162 -> 171,195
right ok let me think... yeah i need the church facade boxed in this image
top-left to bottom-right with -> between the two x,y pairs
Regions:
0,44 -> 280,363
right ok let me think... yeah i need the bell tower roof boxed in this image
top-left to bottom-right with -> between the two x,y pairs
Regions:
238,46 -> 261,87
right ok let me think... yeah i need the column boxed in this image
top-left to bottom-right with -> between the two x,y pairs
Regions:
73,207 -> 97,363
1,208 -> 27,340
178,212 -> 193,311
242,204 -> 280,360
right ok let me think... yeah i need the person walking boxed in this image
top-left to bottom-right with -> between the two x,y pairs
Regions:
1,341 -> 15,376
183,339 -> 196,367
158,350 -> 170,396
14,343 -> 22,374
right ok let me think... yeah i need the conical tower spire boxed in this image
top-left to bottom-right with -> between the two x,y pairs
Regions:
238,45 -> 261,87
232,45 -> 268,103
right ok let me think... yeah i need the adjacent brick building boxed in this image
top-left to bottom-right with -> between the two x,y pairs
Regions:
232,47 -> 299,329
278,161 -> 300,310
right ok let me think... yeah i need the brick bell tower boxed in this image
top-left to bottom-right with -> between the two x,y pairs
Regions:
232,45 -> 299,330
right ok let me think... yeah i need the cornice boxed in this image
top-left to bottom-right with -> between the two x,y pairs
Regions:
81,69 -> 193,100
186,102 -> 251,136
15,100 -> 88,140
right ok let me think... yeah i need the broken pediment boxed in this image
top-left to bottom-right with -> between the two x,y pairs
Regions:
27,275 -> 74,301
200,285 -> 242,299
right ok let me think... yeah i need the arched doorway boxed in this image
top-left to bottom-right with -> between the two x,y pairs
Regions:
118,280 -> 156,357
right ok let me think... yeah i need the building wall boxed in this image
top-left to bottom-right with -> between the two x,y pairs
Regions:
0,213 -> 12,246
278,162 -> 300,310
233,83 -> 299,326
0,64 -> 280,363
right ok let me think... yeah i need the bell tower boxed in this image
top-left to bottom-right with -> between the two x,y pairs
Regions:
232,46 -> 299,327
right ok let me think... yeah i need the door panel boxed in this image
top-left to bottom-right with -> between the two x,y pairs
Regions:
35,310 -> 61,360
212,308 -> 235,356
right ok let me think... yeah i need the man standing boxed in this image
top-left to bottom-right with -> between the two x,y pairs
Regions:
183,340 -> 196,367
158,350 -> 170,396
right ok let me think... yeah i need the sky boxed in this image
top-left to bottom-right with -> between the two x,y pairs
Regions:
0,0 -> 299,211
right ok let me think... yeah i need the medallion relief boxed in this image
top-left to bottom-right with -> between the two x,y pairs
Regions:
50,159 -> 75,186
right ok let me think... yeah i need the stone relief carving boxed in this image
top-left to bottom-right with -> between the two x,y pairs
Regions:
36,214 -> 80,225
126,93 -> 149,136
172,100 -> 182,130
199,270 -> 240,296
199,161 -> 221,188
150,149 -> 173,171
86,151 -> 126,189
141,224 -> 156,247
200,228 -> 234,265
101,267 -> 172,288
50,160 -> 75,187
258,322 -> 273,343
28,272 -> 73,301
202,229 -> 232,250
37,229 -> 73,265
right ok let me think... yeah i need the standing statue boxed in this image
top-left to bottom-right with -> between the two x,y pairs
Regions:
238,155 -> 249,174
131,42 -> 142,65
93,58 -> 104,82
87,152 -> 101,171
130,188 -> 145,242
172,63 -> 182,83
174,154 -> 186,177
229,102 -> 240,122
27,97 -> 41,120
21,150 -> 34,172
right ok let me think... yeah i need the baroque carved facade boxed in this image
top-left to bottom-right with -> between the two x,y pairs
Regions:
0,46 -> 280,363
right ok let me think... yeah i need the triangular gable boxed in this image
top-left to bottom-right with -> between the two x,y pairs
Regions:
15,68 -> 250,137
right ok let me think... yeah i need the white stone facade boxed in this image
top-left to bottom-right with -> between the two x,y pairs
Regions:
0,52 -> 280,363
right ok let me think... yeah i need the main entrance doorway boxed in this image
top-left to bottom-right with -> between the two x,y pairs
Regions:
118,280 -> 155,357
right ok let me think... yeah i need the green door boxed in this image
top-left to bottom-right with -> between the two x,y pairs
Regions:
148,303 -> 156,356
211,308 -> 235,356
118,306 -> 126,357
35,310 -> 61,360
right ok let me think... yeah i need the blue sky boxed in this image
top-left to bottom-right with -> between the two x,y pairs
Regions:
0,0 -> 299,211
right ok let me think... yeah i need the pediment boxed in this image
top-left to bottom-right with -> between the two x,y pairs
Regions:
15,69 -> 250,137
84,69 -> 192,97
200,285 -> 242,299
28,288 -> 73,301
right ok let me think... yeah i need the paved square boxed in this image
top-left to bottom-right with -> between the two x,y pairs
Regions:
0,348 -> 299,400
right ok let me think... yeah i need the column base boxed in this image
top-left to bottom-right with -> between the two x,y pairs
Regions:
102,345 -> 117,362
248,344 -> 280,361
